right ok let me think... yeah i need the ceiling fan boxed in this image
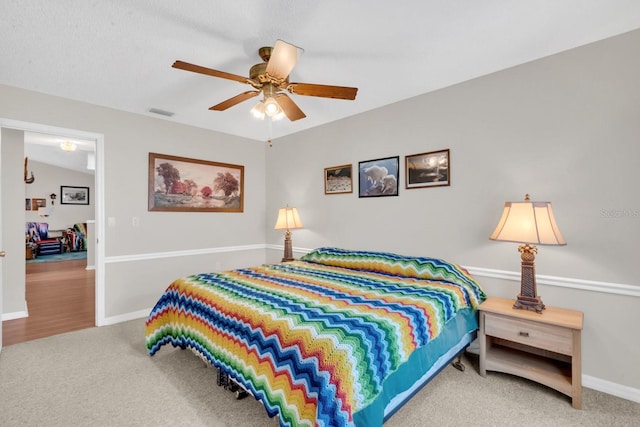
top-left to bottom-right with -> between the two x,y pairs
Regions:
172,40 -> 358,122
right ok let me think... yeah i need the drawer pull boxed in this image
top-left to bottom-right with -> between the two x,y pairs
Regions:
519,331 -> 530,337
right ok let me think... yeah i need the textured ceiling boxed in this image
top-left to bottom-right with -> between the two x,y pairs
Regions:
3,0 -> 640,152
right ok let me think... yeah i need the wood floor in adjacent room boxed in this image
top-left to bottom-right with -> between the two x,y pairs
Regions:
2,259 -> 95,347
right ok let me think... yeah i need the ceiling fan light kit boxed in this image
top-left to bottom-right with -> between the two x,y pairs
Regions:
264,97 -> 281,116
172,39 -> 358,126
250,101 -> 265,119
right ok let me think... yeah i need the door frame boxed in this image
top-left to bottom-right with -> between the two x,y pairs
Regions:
0,129 -> 3,351
0,118 -> 106,327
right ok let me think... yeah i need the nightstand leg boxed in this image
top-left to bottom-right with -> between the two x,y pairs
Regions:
572,330 -> 582,409
479,312 -> 487,377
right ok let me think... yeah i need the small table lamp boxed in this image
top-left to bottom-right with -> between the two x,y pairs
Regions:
490,194 -> 566,313
274,205 -> 303,262
38,206 -> 51,217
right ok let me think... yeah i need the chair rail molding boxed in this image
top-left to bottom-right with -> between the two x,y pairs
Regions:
465,266 -> 640,298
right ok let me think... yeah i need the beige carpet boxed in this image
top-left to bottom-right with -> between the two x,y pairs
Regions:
0,318 -> 638,426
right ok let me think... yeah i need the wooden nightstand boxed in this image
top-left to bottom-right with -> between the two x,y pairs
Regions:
479,297 -> 583,409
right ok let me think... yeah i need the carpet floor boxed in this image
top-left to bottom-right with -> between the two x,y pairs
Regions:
0,318 -> 638,426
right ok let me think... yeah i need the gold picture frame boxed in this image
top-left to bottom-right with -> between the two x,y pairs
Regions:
148,152 -> 244,212
324,164 -> 353,195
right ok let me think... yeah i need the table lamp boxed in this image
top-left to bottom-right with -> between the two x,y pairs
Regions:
274,205 -> 303,262
490,194 -> 566,312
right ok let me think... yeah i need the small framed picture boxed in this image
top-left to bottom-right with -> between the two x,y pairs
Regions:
61,186 -> 90,205
25,198 -> 32,211
324,164 -> 353,195
31,198 -> 46,210
358,156 -> 399,197
405,149 -> 450,189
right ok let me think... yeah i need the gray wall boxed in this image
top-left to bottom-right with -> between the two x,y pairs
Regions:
265,30 -> 640,393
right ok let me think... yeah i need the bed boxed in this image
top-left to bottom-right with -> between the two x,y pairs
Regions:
146,247 -> 486,427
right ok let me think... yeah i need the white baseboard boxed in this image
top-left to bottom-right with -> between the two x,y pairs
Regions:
1,309 -> 28,321
1,300 -> 28,321
584,374 -> 640,403
100,308 -> 150,326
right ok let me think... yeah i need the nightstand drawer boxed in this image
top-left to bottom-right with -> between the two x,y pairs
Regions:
484,313 -> 573,355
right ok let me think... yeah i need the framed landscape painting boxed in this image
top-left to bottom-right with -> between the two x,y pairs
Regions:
61,186 -> 90,205
405,149 -> 450,189
358,156 -> 399,198
324,164 -> 353,195
148,152 -> 244,212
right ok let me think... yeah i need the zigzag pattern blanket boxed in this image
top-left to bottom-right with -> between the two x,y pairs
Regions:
146,248 -> 486,427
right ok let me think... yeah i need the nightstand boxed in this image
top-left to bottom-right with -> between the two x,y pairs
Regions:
479,297 -> 583,409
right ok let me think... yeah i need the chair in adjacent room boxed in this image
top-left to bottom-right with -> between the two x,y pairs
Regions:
26,222 -> 63,256
63,223 -> 87,252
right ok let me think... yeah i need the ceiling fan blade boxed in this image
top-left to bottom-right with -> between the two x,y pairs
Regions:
275,93 -> 306,121
287,82 -> 358,100
266,40 -> 299,80
210,91 -> 260,111
173,60 -> 249,84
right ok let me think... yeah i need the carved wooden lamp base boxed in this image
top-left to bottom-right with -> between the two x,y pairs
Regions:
514,243 -> 545,313
281,230 -> 294,262
514,294 -> 545,313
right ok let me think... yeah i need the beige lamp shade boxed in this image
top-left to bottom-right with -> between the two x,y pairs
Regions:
275,206 -> 303,262
490,196 -> 565,246
274,206 -> 303,230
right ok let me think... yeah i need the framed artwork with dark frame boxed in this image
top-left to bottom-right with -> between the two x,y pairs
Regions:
405,149 -> 450,189
358,156 -> 399,198
148,152 -> 244,212
61,186 -> 90,205
324,164 -> 353,195
25,198 -> 32,211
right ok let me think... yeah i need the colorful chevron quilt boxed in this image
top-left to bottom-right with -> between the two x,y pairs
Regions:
146,247 -> 486,427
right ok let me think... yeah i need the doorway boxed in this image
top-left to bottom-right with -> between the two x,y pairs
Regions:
1,119 -> 104,350
4,259 -> 95,345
